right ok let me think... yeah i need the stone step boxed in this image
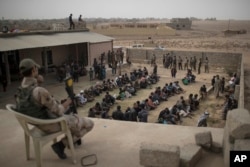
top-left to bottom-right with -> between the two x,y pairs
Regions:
180,144 -> 203,167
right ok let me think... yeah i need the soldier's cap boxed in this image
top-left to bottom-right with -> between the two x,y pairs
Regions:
19,58 -> 40,73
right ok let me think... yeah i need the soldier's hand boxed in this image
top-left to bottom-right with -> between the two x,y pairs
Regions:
62,98 -> 72,108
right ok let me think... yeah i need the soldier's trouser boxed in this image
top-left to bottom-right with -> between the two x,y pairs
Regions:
62,115 -> 94,146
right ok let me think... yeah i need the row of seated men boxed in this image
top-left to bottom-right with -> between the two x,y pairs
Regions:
87,80 -> 186,123
87,71 -> 161,118
75,66 -> 160,106
157,93 -> 200,125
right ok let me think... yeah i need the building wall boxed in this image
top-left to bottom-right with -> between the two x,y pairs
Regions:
19,48 -> 43,64
89,41 -> 113,66
12,41 -> 113,72
51,45 -> 70,65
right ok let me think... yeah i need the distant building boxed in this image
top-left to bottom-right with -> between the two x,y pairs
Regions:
223,29 -> 247,36
166,18 -> 192,30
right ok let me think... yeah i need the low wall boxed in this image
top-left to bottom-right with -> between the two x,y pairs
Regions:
127,49 -> 242,72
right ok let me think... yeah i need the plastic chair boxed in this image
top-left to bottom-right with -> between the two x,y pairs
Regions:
6,104 -> 76,167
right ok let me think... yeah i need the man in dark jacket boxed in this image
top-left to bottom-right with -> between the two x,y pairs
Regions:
112,105 -> 124,120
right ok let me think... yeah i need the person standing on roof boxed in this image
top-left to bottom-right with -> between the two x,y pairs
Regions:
69,13 -> 75,30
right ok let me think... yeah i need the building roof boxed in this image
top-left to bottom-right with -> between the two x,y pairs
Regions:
0,31 -> 114,52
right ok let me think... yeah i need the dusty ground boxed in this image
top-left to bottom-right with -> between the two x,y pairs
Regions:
87,20 -> 250,127
74,62 -> 226,128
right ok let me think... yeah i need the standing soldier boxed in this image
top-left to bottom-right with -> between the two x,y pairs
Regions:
107,50 -> 111,64
214,75 -> 221,98
184,57 -> 189,70
178,56 -> 183,70
89,67 -> 94,81
193,56 -> 197,71
171,66 -> 177,78
69,13 -> 75,30
198,58 -> 202,74
151,54 -> 156,67
204,57 -> 209,73
153,63 -> 158,75
189,57 -> 193,70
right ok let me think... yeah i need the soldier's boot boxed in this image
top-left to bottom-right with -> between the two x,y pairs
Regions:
75,139 -> 82,146
51,141 -> 67,159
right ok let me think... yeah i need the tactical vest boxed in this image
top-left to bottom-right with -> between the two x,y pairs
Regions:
15,84 -> 50,119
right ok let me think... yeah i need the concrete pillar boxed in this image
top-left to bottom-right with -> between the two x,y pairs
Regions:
223,108 -> 250,167
75,44 -> 79,63
43,48 -> 48,74
234,85 -> 240,102
3,53 -> 11,84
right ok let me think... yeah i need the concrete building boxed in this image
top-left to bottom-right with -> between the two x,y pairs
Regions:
166,18 -> 192,30
0,30 -> 114,84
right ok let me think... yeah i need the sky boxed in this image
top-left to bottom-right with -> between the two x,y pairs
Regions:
0,0 -> 249,20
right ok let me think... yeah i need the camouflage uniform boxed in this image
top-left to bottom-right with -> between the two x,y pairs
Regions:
17,77 -> 94,146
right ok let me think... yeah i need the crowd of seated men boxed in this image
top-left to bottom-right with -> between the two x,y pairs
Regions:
157,92 -> 200,125
106,79 -> 186,123
85,66 -> 161,119
85,67 -> 160,118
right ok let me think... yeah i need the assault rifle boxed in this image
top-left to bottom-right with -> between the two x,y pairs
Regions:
64,77 -> 78,114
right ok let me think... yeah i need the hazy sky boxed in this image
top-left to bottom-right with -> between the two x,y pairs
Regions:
0,0 -> 249,20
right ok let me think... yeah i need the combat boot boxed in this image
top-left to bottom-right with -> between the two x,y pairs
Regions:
51,141 -> 67,159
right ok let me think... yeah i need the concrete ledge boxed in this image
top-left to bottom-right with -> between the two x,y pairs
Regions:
234,139 -> 250,150
195,131 -> 213,149
180,144 -> 202,167
227,108 -> 250,141
140,142 -> 180,167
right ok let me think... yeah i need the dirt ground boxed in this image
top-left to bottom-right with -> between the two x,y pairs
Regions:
85,20 -> 250,127
75,62 -> 227,128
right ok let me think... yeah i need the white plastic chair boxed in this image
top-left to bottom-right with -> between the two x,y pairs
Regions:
6,104 -> 76,167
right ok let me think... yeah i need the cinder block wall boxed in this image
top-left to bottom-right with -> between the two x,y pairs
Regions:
127,49 -> 242,72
